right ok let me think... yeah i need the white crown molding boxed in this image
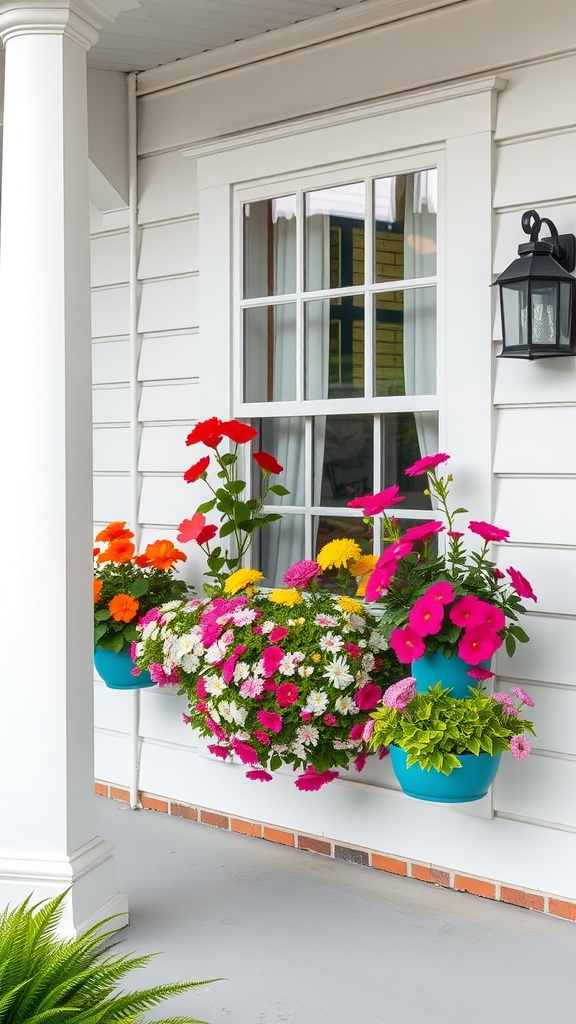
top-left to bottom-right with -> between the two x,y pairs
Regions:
183,74 -> 507,163
135,0 -> 465,97
0,0 -> 139,47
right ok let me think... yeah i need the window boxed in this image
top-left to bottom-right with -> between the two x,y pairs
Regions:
237,164 -> 439,585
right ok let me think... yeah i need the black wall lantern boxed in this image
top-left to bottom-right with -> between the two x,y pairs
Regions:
494,209 -> 576,358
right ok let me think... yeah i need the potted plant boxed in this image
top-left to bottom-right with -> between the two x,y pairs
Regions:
134,553 -> 402,789
94,521 -> 190,688
347,452 -> 537,696
0,889 -> 217,1023
367,676 -> 535,802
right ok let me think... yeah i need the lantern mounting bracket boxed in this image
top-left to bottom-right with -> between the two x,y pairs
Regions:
520,209 -> 576,273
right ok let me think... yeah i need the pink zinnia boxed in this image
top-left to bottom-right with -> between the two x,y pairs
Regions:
294,766 -> 339,791
221,645 -> 247,683
468,520 -> 510,543
401,521 -> 444,544
389,627 -> 426,663
458,624 -> 502,665
138,606 -> 163,627
277,683 -> 299,708
349,722 -> 366,740
257,710 -> 283,733
245,769 -> 273,782
404,452 -> 450,477
355,683 -> 382,710
269,626 -> 289,643
254,730 -> 271,745
206,717 -> 227,741
493,692 -> 514,705
511,686 -> 535,708
507,567 -> 537,602
300,711 -> 312,722
408,595 -> 444,637
345,642 -> 361,658
149,663 -> 179,687
361,485 -> 405,516
383,676 -> 417,709
510,735 -> 531,760
283,560 -> 322,588
262,645 -> 284,677
196,677 -> 207,699
323,714 -> 338,726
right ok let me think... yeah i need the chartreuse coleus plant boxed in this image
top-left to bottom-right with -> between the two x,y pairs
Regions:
368,679 -> 535,775
0,889 -> 218,1024
175,417 -> 289,596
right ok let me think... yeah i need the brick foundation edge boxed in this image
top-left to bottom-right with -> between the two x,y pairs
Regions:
95,781 -> 576,922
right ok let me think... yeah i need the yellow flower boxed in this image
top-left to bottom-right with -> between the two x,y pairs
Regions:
224,568 -> 263,594
267,589 -> 303,607
312,653 -> 321,663
338,596 -> 363,615
349,554 -> 377,579
317,538 -> 362,571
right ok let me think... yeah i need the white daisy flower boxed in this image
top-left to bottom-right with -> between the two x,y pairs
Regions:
319,631 -> 344,654
334,695 -> 356,715
205,676 -> 227,697
233,660 -> 250,682
218,701 -> 235,723
304,690 -> 329,715
140,621 -> 160,642
279,653 -> 298,676
298,665 -> 315,678
180,652 -> 201,674
323,656 -> 354,688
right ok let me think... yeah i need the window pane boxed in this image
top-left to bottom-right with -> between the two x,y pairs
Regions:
374,286 -> 436,397
316,414 -> 373,507
243,304 -> 297,402
305,183 -> 365,291
305,297 -> 365,399
254,417 -> 305,506
258,514 -> 306,588
374,170 -> 437,284
381,412 -> 437,509
243,196 -> 297,299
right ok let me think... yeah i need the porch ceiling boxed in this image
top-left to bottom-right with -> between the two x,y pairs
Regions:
88,0 -> 370,72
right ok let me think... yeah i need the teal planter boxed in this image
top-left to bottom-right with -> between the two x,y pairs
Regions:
389,745 -> 502,803
412,649 -> 490,699
94,646 -> 154,690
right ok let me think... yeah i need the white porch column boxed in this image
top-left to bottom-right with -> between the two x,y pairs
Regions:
0,0 -> 138,936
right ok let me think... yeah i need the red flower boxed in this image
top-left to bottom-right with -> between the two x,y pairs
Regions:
507,567 -> 537,602
185,417 -> 224,448
177,512 -> 207,543
277,683 -> 299,708
252,450 -> 283,474
195,524 -> 218,546
404,452 -> 450,477
468,520 -> 510,543
183,455 -> 210,483
354,683 -> 382,710
221,419 -> 258,444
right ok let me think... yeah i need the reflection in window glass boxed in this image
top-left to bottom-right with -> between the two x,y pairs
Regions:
254,417 -> 304,506
304,298 -> 365,400
305,182 -> 365,291
374,286 -> 436,397
374,170 -> 437,284
381,412 -> 437,509
243,305 -> 297,402
243,196 -> 297,299
316,414 -> 373,507
258,515 -> 306,588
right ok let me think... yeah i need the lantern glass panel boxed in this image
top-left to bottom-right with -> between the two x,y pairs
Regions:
501,281 -> 529,348
530,281 -> 559,348
558,280 -> 573,349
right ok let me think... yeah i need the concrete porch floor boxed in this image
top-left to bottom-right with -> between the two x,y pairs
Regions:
97,796 -> 576,1024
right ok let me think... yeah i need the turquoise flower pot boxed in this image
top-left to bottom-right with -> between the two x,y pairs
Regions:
411,649 -> 490,699
389,745 -> 502,803
94,646 -> 154,690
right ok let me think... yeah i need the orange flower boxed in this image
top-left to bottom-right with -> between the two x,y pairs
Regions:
97,538 -> 135,564
93,578 -> 103,603
108,594 -> 139,622
95,521 -> 134,543
144,539 -> 187,571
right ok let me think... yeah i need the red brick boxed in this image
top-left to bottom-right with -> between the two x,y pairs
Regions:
171,802 -> 198,821
140,794 -> 169,813
231,819 -> 262,838
263,827 -> 295,847
201,810 -> 230,829
372,854 -> 408,876
548,899 -> 576,921
411,864 -> 451,887
500,887 -> 544,912
454,875 -> 496,899
94,782 -> 108,797
110,786 -> 129,803
297,836 -> 331,856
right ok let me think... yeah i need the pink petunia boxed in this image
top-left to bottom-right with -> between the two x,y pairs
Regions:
480,602 -> 506,633
355,683 -> 383,710
493,567 -> 506,580
507,567 -> 537,602
447,531 -> 464,539
232,739 -> 259,764
207,744 -> 230,760
408,595 -> 445,637
262,645 -> 284,677
510,735 -> 532,760
467,667 -> 495,681
269,626 -> 289,643
246,769 -> 273,782
277,683 -> 299,708
389,627 -> 426,663
404,452 -> 450,477
468,520 -> 510,543
401,521 -> 445,544
294,766 -> 339,791
424,581 -> 456,605
283,560 -> 322,588
206,717 -> 227,741
383,676 -> 417,709
458,624 -> 502,665
511,685 -> 535,708
364,559 -> 398,602
361,485 -> 405,516
257,710 -> 283,733
449,595 -> 489,630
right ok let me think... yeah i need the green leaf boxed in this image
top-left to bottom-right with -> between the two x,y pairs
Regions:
226,480 -> 246,495
94,609 -> 111,622
269,484 -> 290,496
218,520 -> 236,538
195,499 -> 217,515
131,577 -> 149,598
508,624 -> 530,644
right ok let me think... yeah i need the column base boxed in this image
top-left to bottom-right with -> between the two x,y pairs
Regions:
0,834 -> 129,937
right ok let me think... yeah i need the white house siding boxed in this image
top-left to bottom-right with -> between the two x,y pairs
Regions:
93,1 -> 576,902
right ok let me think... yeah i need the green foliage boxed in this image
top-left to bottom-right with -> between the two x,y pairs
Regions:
0,890 -> 218,1023
94,558 -> 190,652
369,683 -> 535,774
